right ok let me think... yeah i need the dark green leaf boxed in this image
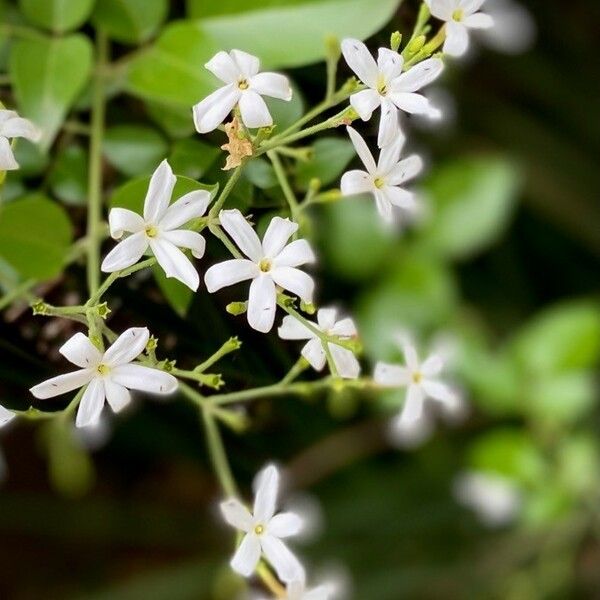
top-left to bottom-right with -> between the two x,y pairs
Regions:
19,0 -> 95,33
169,138 -> 220,180
49,145 -> 88,205
296,136 -> 355,190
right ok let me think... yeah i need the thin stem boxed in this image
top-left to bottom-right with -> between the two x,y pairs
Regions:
404,25 -> 446,69
209,224 -> 242,258
267,150 -> 300,222
257,563 -> 287,598
208,166 -> 243,218
195,337 -> 242,373
279,358 -> 309,385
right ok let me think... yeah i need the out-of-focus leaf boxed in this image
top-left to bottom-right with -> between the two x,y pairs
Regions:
419,156 -> 521,259
153,266 -> 193,317
49,145 -> 88,205
187,0 -> 326,18
296,137 -> 354,190
0,194 -> 73,279
267,82 -> 304,131
9,34 -> 93,150
169,138 -> 220,180
244,158 -> 278,190
12,139 -> 48,177
19,0 -> 94,33
103,125 -> 168,177
92,0 -> 168,45
145,101 -> 197,138
127,0 -> 401,106
557,434 -> 600,496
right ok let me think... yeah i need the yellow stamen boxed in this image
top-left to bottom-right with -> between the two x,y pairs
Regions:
238,79 -> 249,90
259,258 -> 272,273
452,9 -> 464,21
373,176 -> 385,189
412,371 -> 423,384
97,363 -> 110,376
145,225 -> 158,238
376,75 -> 388,96
254,524 -> 265,535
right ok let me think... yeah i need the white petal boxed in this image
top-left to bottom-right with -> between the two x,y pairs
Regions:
59,332 -> 102,368
231,533 -> 261,577
349,89 -> 381,121
340,38 -> 378,88
193,84 -> 240,134
330,317 -> 357,337
204,259 -> 259,292
231,49 -> 260,78
248,275 -> 277,333
401,384 -> 425,423
374,190 -> 394,222
329,344 -> 361,379
429,0 -> 455,19
108,208 -> 145,239
377,100 -> 400,148
444,21 -> 470,56
149,238 -> 199,291
253,464 -> 280,522
219,209 -> 263,262
340,170 -> 373,196
464,12 -> 494,29
422,379 -> 455,405
262,217 -> 298,258
302,338 -> 327,371
304,584 -> 336,600
239,90 -> 273,128
260,535 -> 304,583
159,190 -> 211,231
75,378 -> 105,428
389,92 -> 432,115
382,186 -> 417,211
403,342 -> 420,371
421,353 -> 445,376
317,308 -> 337,331
205,50 -> 240,84
0,404 -> 15,428
274,240 -> 316,268
346,126 -> 376,173
30,369 -> 93,399
110,364 -> 178,394
460,0 -> 486,14
386,155 -> 423,185
271,267 -> 314,303
1,116 -> 41,141
374,362 -> 410,387
220,498 -> 254,532
0,137 -> 19,170
103,327 -> 149,367
395,58 -> 444,92
103,379 -> 131,413
250,72 -> 292,100
268,512 -> 303,538
278,315 -> 314,341
377,47 -> 404,81
100,232 -> 148,273
161,229 -> 206,259
143,159 -> 176,223
377,134 -> 405,176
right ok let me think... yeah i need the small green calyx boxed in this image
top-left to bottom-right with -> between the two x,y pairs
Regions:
226,301 -> 248,316
146,336 -> 159,352
31,300 -> 49,315
96,302 -> 111,320
300,300 -> 316,315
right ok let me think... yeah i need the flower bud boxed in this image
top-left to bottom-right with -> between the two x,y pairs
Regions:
390,31 -> 402,52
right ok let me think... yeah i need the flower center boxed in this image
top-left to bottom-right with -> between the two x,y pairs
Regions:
452,9 -> 464,21
254,524 -> 265,535
373,176 -> 386,189
376,75 -> 388,96
412,371 -> 423,384
238,79 -> 249,90
145,225 -> 158,238
97,363 -> 110,376
259,258 -> 273,273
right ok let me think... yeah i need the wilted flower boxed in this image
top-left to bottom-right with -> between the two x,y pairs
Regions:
0,109 -> 41,171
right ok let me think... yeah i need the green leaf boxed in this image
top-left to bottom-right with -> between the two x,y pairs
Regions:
12,139 -> 48,177
153,265 -> 193,317
169,138 -> 220,180
244,158 -> 278,190
49,144 -> 88,205
103,125 -> 168,177
0,194 -> 73,279
296,136 -> 355,190
187,0 -> 327,18
267,82 -> 304,130
146,101 -> 196,138
19,0 -> 95,33
419,156 -> 521,259
92,0 -> 168,45
127,0 -> 401,106
9,34 -> 93,150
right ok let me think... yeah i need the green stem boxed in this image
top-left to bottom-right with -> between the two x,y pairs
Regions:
279,358 -> 309,385
209,223 -> 243,258
195,337 -> 242,373
208,166 -> 243,218
267,150 -> 300,222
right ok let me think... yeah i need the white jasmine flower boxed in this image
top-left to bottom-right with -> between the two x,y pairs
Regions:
341,39 -> 443,147
426,0 -> 494,57
0,109 -> 41,170
220,464 -> 304,582
341,126 -> 422,223
453,471 -> 522,527
0,404 -> 16,428
374,339 -> 456,426
30,328 -> 178,428
193,49 -> 292,133
278,308 -> 360,379
205,210 -> 316,333
101,160 -> 210,291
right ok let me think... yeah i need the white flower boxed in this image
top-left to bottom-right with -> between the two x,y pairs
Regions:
340,126 -> 422,223
453,471 -> 522,527
282,579 -> 336,600
278,308 -> 360,379
479,0 -> 535,55
374,339 -> 456,426
101,160 -> 210,291
426,0 -> 494,57
341,39 -> 443,147
205,210 -> 316,333
0,404 -> 16,428
193,49 -> 292,133
0,109 -> 41,171
30,328 -> 178,428
220,464 -> 304,582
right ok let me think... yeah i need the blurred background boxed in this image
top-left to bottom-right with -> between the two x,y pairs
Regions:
0,0 -> 599,598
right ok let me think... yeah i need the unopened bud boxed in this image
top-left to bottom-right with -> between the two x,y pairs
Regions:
325,35 -> 341,62
390,31 -> 402,52
146,336 -> 158,352
300,300 -> 316,315
226,301 -> 248,315
407,35 -> 426,55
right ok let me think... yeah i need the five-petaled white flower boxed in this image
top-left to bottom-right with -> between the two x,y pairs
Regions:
0,404 -> 15,428
374,339 -> 456,425
341,39 -> 443,147
0,109 -> 41,171
205,210 -> 316,333
278,308 -> 360,379
341,126 -> 422,222
426,0 -> 494,57
193,49 -> 292,134
220,464 -> 304,582
101,160 -> 211,291
30,328 -> 178,428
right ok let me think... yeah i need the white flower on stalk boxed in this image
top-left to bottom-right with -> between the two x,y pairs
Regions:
278,308 -> 360,379
341,39 -> 443,147
101,160 -> 210,291
0,404 -> 16,428
220,464 -> 304,582
341,126 -> 422,223
426,0 -> 494,57
374,339 -> 456,426
30,328 -> 178,428
193,49 -> 292,133
205,210 -> 316,333
0,109 -> 41,171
